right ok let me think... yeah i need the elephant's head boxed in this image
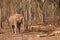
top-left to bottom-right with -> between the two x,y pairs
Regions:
15,14 -> 24,24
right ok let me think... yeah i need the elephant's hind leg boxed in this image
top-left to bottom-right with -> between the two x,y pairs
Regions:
12,24 -> 17,34
14,24 -> 17,34
12,25 -> 15,33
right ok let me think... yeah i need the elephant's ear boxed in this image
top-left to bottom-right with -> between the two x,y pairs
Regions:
20,17 -> 23,23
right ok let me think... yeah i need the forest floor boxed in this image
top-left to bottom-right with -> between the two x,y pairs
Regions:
0,23 -> 60,40
0,28 -> 60,40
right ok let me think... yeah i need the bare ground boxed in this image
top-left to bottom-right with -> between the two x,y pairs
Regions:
0,24 -> 60,40
0,31 -> 60,40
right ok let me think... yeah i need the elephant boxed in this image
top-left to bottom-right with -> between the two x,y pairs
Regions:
8,13 -> 24,34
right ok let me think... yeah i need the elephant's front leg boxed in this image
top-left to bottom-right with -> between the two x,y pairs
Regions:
20,23 -> 25,32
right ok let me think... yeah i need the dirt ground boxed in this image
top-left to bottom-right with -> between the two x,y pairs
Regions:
0,30 -> 60,40
0,24 -> 60,40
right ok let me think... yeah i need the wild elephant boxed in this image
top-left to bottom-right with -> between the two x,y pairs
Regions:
8,13 -> 24,34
